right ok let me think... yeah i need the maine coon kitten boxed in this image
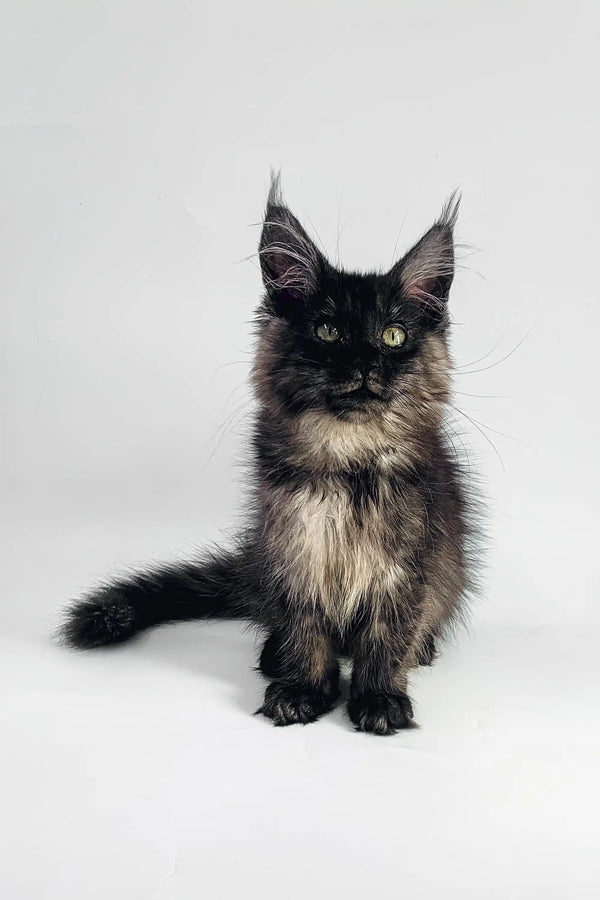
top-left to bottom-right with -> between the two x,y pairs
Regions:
60,177 -> 477,735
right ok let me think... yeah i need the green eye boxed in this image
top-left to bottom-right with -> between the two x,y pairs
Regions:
382,324 -> 407,348
316,321 -> 341,343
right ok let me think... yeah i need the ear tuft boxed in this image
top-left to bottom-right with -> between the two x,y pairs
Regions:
390,192 -> 460,308
438,189 -> 461,231
267,168 -> 284,208
259,174 -> 322,301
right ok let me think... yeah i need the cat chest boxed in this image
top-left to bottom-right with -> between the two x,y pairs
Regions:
265,480 -> 408,624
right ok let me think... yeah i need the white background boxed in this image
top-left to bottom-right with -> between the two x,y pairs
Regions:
2,2 -> 599,897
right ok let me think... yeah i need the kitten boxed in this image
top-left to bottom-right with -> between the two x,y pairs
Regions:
60,177 -> 478,735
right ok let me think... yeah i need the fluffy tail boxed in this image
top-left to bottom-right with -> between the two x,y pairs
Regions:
59,549 -> 253,649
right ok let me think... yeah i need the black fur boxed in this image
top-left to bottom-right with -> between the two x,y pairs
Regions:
259,678 -> 341,726
60,552 -> 252,648
347,690 -> 414,736
59,177 -> 479,735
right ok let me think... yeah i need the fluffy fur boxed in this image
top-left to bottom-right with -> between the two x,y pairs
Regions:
59,177 -> 480,735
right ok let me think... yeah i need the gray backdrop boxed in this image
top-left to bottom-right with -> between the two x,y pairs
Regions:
2,2 -> 599,898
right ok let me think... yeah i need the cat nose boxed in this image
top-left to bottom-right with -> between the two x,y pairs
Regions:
354,359 -> 378,379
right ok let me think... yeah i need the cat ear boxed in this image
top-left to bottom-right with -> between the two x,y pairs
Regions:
259,174 -> 322,302
389,193 -> 460,307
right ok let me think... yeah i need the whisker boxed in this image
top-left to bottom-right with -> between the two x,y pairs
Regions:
208,359 -> 252,386
456,323 -> 538,376
452,406 -> 534,449
201,399 -> 254,469
335,200 -> 342,267
441,421 -> 472,479
391,208 -> 410,266
454,339 -> 502,370
303,213 -> 329,258
223,378 -> 251,408
335,209 -> 358,266
454,391 -> 511,399
451,405 -> 506,471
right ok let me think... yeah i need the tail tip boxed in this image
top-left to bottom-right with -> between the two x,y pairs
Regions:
58,589 -> 140,649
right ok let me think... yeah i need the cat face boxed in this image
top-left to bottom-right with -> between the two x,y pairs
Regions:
255,178 -> 458,427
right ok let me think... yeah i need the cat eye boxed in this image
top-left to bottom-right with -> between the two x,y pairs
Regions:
315,321 -> 341,343
382,325 -> 407,348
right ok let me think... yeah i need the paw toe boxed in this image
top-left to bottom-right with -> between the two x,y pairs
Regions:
259,682 -> 336,726
348,691 -> 414,735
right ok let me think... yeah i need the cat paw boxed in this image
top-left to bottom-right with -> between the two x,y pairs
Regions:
347,691 -> 414,735
258,681 -> 337,726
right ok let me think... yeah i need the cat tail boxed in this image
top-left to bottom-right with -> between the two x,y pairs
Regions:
58,548 -> 255,649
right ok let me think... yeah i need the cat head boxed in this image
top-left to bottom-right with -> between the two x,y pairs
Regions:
253,176 -> 458,446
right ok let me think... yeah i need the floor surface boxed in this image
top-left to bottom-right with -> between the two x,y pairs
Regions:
2,520 -> 598,900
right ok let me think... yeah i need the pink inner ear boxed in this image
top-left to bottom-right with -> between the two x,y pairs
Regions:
406,277 -> 439,301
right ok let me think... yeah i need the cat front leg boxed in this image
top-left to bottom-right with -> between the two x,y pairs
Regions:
347,603 -> 424,735
258,611 -> 340,726
258,629 -> 285,679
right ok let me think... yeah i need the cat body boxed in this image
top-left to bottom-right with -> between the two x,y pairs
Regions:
61,178 -> 477,735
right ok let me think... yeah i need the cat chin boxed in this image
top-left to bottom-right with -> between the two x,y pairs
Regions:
329,405 -> 380,424
326,395 -> 386,423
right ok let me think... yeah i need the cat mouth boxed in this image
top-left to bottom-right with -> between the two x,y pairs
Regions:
328,384 -> 386,417
331,383 -> 385,400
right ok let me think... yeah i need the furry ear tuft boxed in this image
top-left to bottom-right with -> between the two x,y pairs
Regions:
390,191 -> 460,308
437,190 -> 461,231
259,174 -> 322,301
